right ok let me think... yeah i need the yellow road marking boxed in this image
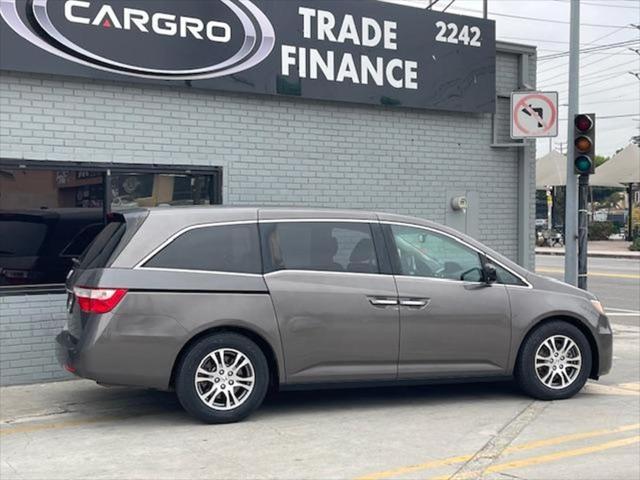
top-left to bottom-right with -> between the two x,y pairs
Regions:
619,382 -> 640,392
0,415 -> 127,436
503,423 -> 639,453
535,268 -> 640,280
431,435 -> 640,480
583,383 -> 640,396
355,455 -> 474,480
354,423 -> 640,480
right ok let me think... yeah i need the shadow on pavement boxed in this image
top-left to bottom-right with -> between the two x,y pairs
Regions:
259,381 -> 522,417
2,379 -> 523,425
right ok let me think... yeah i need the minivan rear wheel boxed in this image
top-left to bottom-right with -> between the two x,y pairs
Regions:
176,333 -> 269,423
515,321 -> 592,400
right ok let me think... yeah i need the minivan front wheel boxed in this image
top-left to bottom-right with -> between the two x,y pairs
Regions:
176,333 -> 269,423
516,321 -> 592,400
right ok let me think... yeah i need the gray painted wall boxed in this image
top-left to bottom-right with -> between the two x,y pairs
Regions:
0,47 -> 536,385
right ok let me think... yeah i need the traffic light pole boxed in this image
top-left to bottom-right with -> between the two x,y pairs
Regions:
578,174 -> 589,290
564,0 -> 580,286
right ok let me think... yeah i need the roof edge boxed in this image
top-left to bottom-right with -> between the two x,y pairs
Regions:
497,40 -> 537,56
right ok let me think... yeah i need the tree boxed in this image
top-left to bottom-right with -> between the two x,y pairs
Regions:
594,155 -> 609,168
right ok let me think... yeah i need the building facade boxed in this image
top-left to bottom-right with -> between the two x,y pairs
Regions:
0,1 -> 536,385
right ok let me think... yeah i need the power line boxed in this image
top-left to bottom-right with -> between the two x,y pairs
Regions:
450,7 -> 635,29
538,27 -> 635,61
540,68 -> 636,87
549,0 -> 640,10
591,114 -> 638,119
553,79 -> 639,98
558,114 -> 639,121
581,73 -> 637,89
550,70 -> 639,90
500,36 -> 629,46
441,0 -> 456,13
581,97 -> 640,105
537,45 -> 639,81
539,48 -> 636,55
583,82 -> 636,95
538,47 -> 639,82
538,39 -> 639,60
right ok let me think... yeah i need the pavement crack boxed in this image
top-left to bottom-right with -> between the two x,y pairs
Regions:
1,407 -> 70,425
2,459 -> 22,479
495,473 -> 527,480
446,400 -> 548,480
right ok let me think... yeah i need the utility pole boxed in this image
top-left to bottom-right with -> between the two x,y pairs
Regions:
564,0 -> 580,286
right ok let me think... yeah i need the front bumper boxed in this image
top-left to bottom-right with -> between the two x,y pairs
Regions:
596,318 -> 613,377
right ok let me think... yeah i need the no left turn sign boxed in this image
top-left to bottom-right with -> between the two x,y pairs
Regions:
510,91 -> 559,139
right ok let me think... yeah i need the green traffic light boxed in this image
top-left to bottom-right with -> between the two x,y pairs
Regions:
575,155 -> 592,174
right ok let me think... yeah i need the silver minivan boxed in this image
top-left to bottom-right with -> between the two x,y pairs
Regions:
57,207 -> 613,423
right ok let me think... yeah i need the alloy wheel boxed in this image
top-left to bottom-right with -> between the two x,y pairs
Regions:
534,335 -> 582,390
194,348 -> 255,411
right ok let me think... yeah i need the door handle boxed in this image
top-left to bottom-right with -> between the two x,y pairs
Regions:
368,296 -> 399,306
399,298 -> 430,308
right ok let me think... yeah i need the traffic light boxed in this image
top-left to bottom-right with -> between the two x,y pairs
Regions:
573,113 -> 596,174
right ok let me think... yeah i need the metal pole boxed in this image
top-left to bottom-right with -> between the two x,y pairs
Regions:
564,0 -> 580,286
546,187 -> 553,229
628,184 -> 634,241
102,169 -> 112,223
578,174 -> 589,290
483,0 -> 488,18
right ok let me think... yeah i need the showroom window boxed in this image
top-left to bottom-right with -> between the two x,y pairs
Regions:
0,161 -> 222,294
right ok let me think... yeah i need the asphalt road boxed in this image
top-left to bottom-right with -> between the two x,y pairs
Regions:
535,255 -> 640,327
0,257 -> 638,480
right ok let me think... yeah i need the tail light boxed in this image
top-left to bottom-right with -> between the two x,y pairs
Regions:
73,287 -> 127,314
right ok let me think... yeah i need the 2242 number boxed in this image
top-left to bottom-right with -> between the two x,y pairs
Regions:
435,21 -> 482,47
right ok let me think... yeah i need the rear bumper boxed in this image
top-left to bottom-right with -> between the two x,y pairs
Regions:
55,331 -> 80,376
54,307 -> 186,390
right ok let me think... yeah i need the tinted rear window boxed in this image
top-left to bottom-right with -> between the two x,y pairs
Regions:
77,220 -> 125,270
143,223 -> 261,274
61,223 -> 105,257
261,222 -> 378,274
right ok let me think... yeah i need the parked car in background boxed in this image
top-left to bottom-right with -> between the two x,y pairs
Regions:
57,207 -> 612,423
0,209 -> 103,287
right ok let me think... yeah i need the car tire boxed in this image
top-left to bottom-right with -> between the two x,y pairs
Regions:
175,332 -> 269,424
515,321 -> 592,400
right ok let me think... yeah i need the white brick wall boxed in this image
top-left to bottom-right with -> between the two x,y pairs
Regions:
0,48 -> 536,385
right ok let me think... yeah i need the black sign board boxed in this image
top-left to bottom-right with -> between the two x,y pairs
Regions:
0,0 -> 496,112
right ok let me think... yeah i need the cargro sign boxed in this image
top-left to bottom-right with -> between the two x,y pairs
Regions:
0,0 -> 496,113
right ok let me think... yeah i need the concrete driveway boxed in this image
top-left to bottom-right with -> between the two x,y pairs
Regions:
3,256 -> 640,480
1,319 -> 638,480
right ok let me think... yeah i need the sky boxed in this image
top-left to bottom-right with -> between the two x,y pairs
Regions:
381,0 -> 640,158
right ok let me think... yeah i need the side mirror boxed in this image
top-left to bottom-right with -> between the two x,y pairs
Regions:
460,267 -> 483,282
483,263 -> 498,284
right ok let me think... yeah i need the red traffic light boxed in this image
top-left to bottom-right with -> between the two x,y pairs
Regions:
574,114 -> 593,132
